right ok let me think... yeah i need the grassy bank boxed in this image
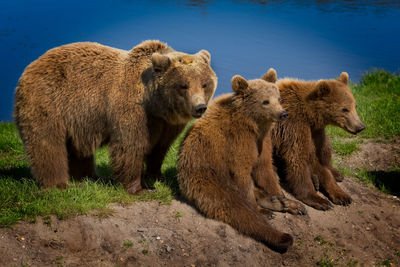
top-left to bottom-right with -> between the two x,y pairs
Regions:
327,69 -> 400,138
0,122 -> 183,227
1,70 -> 399,227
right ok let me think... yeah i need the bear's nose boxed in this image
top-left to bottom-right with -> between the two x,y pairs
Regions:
356,123 -> 366,133
195,104 -> 207,115
279,110 -> 288,120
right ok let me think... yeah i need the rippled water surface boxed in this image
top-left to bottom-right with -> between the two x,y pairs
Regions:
1,0 -> 399,120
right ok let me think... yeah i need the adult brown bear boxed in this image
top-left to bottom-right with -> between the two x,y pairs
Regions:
14,40 -> 217,194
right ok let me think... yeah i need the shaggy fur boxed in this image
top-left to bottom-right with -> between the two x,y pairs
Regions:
14,40 -> 217,193
178,69 -> 302,253
272,72 -> 365,210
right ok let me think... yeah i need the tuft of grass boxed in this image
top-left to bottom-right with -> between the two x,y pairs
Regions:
317,254 -> 337,267
327,70 -> 400,139
123,240 -> 133,248
314,236 -> 328,245
347,259 -> 358,266
336,166 -> 354,177
375,259 -> 393,267
331,138 -> 361,156
175,211 -> 183,218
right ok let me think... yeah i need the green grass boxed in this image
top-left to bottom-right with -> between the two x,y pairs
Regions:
123,240 -> 134,248
0,122 -> 182,227
375,259 -> 393,267
316,254 -> 337,267
330,138 -> 361,156
327,69 -> 400,139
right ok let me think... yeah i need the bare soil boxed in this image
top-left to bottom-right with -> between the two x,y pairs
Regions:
1,140 -> 400,267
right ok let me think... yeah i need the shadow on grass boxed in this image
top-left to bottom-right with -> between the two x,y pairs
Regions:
0,163 -> 120,187
366,170 -> 400,196
142,167 -> 180,195
0,165 -> 33,181
163,167 -> 180,195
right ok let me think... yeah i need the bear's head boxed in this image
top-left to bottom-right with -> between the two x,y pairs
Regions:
149,50 -> 217,124
231,68 -> 287,126
306,72 -> 365,134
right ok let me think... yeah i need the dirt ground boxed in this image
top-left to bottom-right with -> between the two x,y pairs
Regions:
1,140 -> 399,267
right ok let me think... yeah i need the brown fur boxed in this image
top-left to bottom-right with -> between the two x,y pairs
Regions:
178,69 -> 298,253
272,72 -> 365,210
14,40 -> 217,193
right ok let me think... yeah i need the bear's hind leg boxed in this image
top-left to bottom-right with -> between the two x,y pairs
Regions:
199,185 -> 293,253
27,139 -> 69,189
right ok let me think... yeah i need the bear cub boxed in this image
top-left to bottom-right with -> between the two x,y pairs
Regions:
272,72 -> 365,210
178,69 -> 305,253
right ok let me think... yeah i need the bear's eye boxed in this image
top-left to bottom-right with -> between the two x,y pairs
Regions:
342,108 -> 349,113
263,100 -> 270,105
180,85 -> 189,90
202,83 -> 208,89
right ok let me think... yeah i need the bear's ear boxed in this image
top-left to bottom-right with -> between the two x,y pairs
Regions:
197,50 -> 211,64
307,81 -> 331,101
338,72 -> 349,85
231,75 -> 248,94
261,68 -> 277,83
151,53 -> 171,72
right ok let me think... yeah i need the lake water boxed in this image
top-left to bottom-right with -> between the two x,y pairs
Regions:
1,0 -> 400,121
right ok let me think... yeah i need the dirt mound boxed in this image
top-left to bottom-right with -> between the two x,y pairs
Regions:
1,140 -> 399,266
1,179 -> 399,266
336,138 -> 400,171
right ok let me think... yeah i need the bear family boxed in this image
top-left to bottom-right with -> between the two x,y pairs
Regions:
178,69 -> 306,253
272,72 -> 365,210
14,40 -> 217,193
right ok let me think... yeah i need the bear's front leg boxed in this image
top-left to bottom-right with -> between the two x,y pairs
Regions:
312,161 -> 351,206
285,162 -> 333,211
252,140 -> 306,215
145,125 -> 184,181
312,129 -> 344,182
109,143 -> 146,195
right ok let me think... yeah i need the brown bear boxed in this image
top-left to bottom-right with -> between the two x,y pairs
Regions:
178,69 -> 305,253
272,72 -> 365,210
14,40 -> 217,194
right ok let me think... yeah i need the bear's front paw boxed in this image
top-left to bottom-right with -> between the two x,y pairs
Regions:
125,181 -> 143,195
279,196 -> 307,215
273,233 -> 293,254
328,190 -> 352,206
301,193 -> 333,211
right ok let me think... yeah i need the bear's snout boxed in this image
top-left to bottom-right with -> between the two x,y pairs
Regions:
355,123 -> 366,134
193,104 -> 207,118
279,110 -> 288,121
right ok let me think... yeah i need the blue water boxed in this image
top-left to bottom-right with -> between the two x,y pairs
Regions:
1,0 -> 400,121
